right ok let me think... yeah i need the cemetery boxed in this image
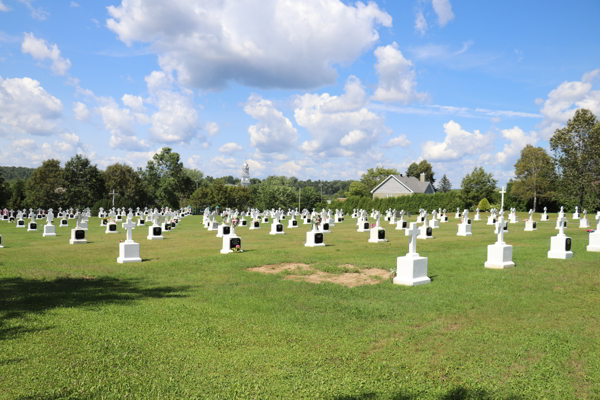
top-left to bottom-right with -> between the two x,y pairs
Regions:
0,204 -> 598,399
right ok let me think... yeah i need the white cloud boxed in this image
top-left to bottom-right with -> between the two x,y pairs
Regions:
0,1 -> 11,12
204,122 -> 220,136
494,126 -> 537,164
19,0 -> 49,20
537,70 -> 600,139
0,77 -> 63,136
382,135 -> 411,148
295,76 -> 388,157
210,155 -> 237,169
422,120 -> 493,161
97,98 -> 150,151
245,94 -> 297,153
106,0 -> 392,90
70,1 -> 79,7
121,94 -> 145,112
219,142 -> 244,153
145,71 -> 201,143
12,138 -> 37,150
72,102 -> 90,122
372,43 -> 428,104
60,132 -> 80,145
432,0 -> 455,27
415,10 -> 428,36
21,33 -> 71,75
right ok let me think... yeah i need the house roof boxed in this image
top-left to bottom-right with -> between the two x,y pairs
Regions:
370,174 -> 433,194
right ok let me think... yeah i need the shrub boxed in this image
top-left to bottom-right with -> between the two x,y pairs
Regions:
478,198 -> 491,211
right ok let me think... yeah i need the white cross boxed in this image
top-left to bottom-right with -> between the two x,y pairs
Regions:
123,216 -> 137,243
46,210 -> 54,225
405,222 -> 419,256
422,212 -> 429,227
463,210 -> 469,224
109,189 -> 119,207
558,215 -> 566,236
499,186 -> 506,211
75,212 -> 83,229
374,212 -> 381,228
495,216 -> 505,244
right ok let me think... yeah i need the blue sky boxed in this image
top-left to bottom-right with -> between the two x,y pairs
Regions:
1,0 -> 599,188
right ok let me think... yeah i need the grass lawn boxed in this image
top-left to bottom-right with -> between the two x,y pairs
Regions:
0,213 -> 598,399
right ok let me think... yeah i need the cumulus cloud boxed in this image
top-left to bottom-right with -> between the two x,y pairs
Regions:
415,10 -> 428,36
372,43 -> 428,104
97,98 -> 150,151
0,77 -> 63,136
19,0 -> 49,20
70,1 -> 79,7
219,142 -> 244,153
12,138 -> 37,150
421,120 -> 493,161
0,1 -> 11,12
121,94 -> 145,112
494,126 -> 537,164
106,0 -> 392,90
537,69 -> 600,139
432,0 -> 455,27
340,130 -> 367,146
381,135 -> 411,148
204,122 -> 220,136
72,102 -> 90,122
60,132 -> 80,145
21,33 -> 71,75
245,94 -> 297,153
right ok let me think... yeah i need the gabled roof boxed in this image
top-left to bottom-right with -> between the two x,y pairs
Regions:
370,174 -> 433,194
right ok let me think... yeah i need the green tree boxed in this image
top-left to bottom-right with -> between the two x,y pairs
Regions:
438,175 -> 452,193
0,171 -> 10,208
184,168 -> 205,190
141,148 -> 187,209
511,145 -> 556,212
477,198 -> 491,211
550,109 -> 600,211
459,167 -> 498,210
347,181 -> 370,197
62,155 -> 105,209
104,163 -> 147,207
299,186 -> 319,210
9,179 -> 26,210
360,167 -> 399,192
23,159 -> 65,210
406,160 -> 436,185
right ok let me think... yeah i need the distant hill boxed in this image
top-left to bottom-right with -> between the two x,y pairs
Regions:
0,166 -> 36,182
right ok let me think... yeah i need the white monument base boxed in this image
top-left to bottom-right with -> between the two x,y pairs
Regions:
137,219 -> 146,226
484,243 -> 515,269
540,214 -> 549,221
509,216 -> 519,224
117,242 -> 142,263
430,219 -> 440,229
69,228 -> 87,244
221,234 -> 243,254
579,218 -> 589,228
270,223 -> 285,235
396,220 -> 407,230
393,254 -> 430,286
474,214 -> 481,221
305,231 -> 325,247
249,221 -> 260,230
208,221 -> 219,231
27,222 -> 38,232
357,221 -> 370,232
287,218 -> 298,228
548,235 -> 573,259
440,216 -> 448,223
572,213 -> 580,220
487,216 -> 497,226
524,220 -> 537,231
457,223 -> 472,236
555,220 -> 568,230
147,225 -> 164,240
368,228 -> 387,243
417,225 -> 434,240
216,224 -> 229,238
43,225 -> 56,237
79,221 -> 88,231
16,220 -> 25,228
106,223 -> 118,234
587,232 -> 600,252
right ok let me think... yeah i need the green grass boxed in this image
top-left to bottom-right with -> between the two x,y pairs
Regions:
0,214 -> 598,399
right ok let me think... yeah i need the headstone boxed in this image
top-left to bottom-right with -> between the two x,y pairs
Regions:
579,210 -> 589,228
43,209 -> 56,237
69,213 -> 87,244
540,207 -> 549,221
393,222 -> 431,286
27,210 -> 37,232
484,216 -> 515,269
548,215 -> 574,259
474,208 -> 481,221
357,210 -> 370,232
287,211 -> 298,228
430,210 -> 440,229
457,209 -> 473,236
556,207 -> 568,230
368,212 -> 387,243
117,216 -> 142,263
0,234 -> 3,248
147,211 -> 164,240
524,209 -> 537,231
305,215 -> 325,247
106,209 -> 118,234
586,213 -> 600,252
572,206 -> 580,220
269,212 -> 285,235
417,212 -> 434,240
221,218 -> 243,254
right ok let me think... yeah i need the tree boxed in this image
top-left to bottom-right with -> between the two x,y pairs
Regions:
23,159 -> 65,210
477,198 -> 491,211
550,109 -> 600,211
140,148 -> 187,209
459,167 -> 498,210
511,145 -> 555,212
299,186 -> 319,210
9,179 -> 26,209
406,160 -> 435,185
438,175 -> 452,193
360,167 -> 399,192
104,163 -> 147,207
0,171 -> 10,208
347,181 -> 370,197
184,168 -> 205,190
62,155 -> 105,209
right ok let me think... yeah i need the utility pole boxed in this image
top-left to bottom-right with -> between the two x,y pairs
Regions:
109,189 -> 119,207
320,185 -> 323,203
298,187 -> 301,211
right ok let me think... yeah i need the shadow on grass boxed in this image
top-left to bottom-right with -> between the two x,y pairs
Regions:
0,276 -> 192,341
333,387 -> 524,400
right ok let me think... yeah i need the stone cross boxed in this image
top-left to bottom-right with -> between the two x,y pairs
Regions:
543,207 -> 547,214
46,209 -> 54,225
405,222 -> 419,255
374,212 -> 381,228
109,189 -> 119,207
123,216 -> 136,243
422,212 -> 429,227
499,186 -> 506,211
583,209 -> 587,219
558,215 -> 566,236
596,213 -> 600,230
75,212 -> 83,229
152,210 -> 160,226
575,206 -> 579,214
495,216 -> 506,244
463,210 -> 469,224
108,209 -> 116,222
29,209 -> 35,221
528,209 -> 533,219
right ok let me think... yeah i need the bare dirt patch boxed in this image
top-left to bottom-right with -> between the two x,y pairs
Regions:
247,263 -> 392,288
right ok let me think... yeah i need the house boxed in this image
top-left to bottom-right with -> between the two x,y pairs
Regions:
370,173 -> 435,199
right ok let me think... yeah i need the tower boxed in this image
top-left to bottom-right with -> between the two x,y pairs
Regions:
241,161 -> 250,187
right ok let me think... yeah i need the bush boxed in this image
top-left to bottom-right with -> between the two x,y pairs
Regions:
328,191 -> 465,215
477,198 -> 491,211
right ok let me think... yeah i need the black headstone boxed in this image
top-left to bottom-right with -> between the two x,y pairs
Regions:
564,221 -> 568,227
503,223 -> 508,231
164,224 -> 171,231
62,219 -> 68,225
533,222 -> 537,229
102,220 -> 107,225
223,226 -> 231,235
69,214 -> 74,219
241,220 -> 247,225
565,238 -> 572,251
467,219 -> 471,224
30,223 -> 37,230
307,219 -> 311,223
493,219 -> 497,223
378,229 -> 385,239
292,220 -> 297,226
18,220 -> 24,226
109,224 -> 117,232
230,237 -> 241,248
9,217 -> 14,222
253,221 -> 259,228
364,222 -> 369,229
2,215 -> 7,220
426,227 -> 432,237
171,222 -> 176,228
315,233 -> 324,244
37,214 -> 42,219
276,224 -> 283,232
323,223 -> 329,230
75,230 -> 85,240
402,221 -> 407,228
153,227 -> 162,236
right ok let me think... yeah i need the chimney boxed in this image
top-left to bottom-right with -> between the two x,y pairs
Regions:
420,172 -> 425,182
